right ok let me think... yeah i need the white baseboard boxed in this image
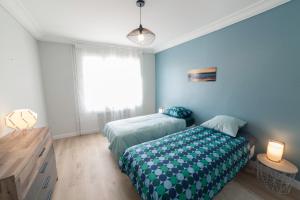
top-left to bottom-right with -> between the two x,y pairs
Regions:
52,129 -> 100,140
52,132 -> 79,140
80,129 -> 99,135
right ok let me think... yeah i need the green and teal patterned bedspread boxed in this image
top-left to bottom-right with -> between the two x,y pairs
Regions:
119,126 -> 250,200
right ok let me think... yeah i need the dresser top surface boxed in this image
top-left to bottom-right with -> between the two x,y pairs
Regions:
0,127 -> 49,179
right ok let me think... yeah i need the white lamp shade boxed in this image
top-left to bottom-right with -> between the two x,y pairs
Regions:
5,109 -> 37,130
267,140 -> 284,162
158,107 -> 164,113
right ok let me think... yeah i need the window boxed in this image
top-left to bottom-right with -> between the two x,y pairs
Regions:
81,55 -> 142,112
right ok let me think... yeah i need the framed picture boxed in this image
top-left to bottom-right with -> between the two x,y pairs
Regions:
188,67 -> 217,82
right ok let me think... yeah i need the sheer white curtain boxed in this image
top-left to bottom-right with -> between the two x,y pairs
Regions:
74,44 -> 144,134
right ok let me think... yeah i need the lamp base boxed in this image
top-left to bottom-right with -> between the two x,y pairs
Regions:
266,155 -> 282,163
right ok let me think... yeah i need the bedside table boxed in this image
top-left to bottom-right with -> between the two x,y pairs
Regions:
256,153 -> 298,194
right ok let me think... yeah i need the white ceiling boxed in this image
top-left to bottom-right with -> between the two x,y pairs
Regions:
0,0 -> 289,52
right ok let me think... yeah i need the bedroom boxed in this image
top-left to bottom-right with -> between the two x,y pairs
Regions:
0,0 -> 299,200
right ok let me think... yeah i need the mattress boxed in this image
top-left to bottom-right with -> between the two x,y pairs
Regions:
239,131 -> 256,159
119,126 -> 250,200
249,145 -> 255,159
103,113 -> 187,158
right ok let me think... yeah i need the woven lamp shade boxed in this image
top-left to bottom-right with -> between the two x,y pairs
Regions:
127,26 -> 155,46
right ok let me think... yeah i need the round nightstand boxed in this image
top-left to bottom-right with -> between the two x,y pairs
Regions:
256,153 -> 298,194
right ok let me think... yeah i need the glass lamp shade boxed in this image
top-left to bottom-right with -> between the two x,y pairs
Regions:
5,109 -> 37,130
267,140 -> 284,162
127,26 -> 155,46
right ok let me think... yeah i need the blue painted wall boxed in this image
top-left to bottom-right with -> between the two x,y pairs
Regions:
156,1 -> 300,179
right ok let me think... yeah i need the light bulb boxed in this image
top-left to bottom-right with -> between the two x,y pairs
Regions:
138,33 -> 144,42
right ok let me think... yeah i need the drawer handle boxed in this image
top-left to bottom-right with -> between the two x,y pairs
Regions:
47,190 -> 53,200
39,147 -> 46,157
39,162 -> 48,174
42,176 -> 51,189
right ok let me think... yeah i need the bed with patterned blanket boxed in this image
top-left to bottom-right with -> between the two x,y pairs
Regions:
119,126 -> 250,200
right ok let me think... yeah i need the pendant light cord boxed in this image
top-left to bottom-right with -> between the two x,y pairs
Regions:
139,6 -> 141,25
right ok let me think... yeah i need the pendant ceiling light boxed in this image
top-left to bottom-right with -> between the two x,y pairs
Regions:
127,0 -> 155,46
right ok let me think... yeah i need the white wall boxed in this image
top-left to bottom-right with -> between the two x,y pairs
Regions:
142,53 -> 156,115
38,41 -> 155,137
0,6 -> 48,137
38,42 -> 78,137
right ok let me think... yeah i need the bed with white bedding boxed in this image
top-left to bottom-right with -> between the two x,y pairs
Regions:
103,113 -> 187,158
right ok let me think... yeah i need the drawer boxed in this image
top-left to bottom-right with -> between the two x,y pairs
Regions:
24,146 -> 55,200
36,155 -> 57,200
18,136 -> 53,198
0,127 -> 52,200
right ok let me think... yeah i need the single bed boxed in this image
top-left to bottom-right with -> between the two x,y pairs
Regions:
119,126 -> 253,200
103,113 -> 194,158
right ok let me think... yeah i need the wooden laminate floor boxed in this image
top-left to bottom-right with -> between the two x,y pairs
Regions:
52,133 -> 299,200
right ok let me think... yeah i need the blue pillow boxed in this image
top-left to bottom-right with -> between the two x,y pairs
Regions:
163,106 -> 193,119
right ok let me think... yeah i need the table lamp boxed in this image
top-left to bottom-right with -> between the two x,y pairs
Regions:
5,109 -> 37,130
267,140 -> 285,162
158,107 -> 164,113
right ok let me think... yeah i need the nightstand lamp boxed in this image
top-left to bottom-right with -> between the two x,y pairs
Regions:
158,107 -> 164,113
257,139 -> 298,194
5,109 -> 37,130
267,140 -> 285,162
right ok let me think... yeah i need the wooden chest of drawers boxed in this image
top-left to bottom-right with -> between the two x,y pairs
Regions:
0,128 -> 57,200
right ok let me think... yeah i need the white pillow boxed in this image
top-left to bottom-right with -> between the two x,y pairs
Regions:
201,115 -> 247,137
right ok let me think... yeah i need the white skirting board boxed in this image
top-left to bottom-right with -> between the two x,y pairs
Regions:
52,129 -> 99,140
52,132 -> 78,140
